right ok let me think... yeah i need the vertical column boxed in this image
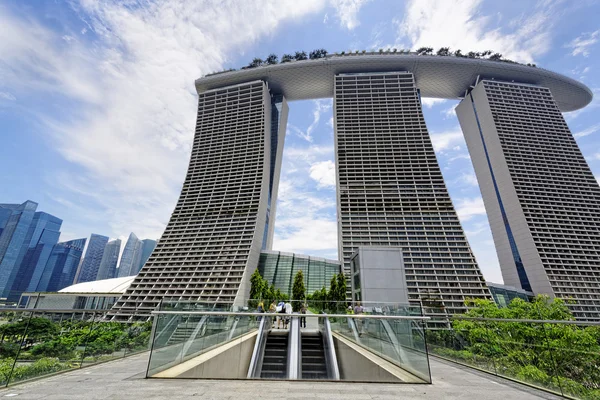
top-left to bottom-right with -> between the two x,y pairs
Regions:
334,72 -> 490,318
110,80 -> 273,320
456,80 -> 600,321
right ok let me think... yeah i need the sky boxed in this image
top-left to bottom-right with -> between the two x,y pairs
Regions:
1,0 -> 600,284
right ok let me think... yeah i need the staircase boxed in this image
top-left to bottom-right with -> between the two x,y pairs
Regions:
166,318 -> 204,345
301,333 -> 328,379
260,332 -> 288,379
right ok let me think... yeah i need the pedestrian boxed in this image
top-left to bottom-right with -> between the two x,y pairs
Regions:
284,301 -> 293,329
277,301 -> 286,328
269,301 -> 277,328
354,302 -> 364,336
300,303 -> 307,328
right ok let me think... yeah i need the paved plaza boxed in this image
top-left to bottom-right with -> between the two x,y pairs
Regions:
0,353 -> 562,399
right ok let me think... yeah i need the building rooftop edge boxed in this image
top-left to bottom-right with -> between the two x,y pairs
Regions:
195,54 -> 592,112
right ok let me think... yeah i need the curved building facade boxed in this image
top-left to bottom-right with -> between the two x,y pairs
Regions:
109,53 -> 597,321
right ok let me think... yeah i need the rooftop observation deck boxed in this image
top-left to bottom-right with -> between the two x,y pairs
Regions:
195,53 -> 593,112
0,352 -> 562,400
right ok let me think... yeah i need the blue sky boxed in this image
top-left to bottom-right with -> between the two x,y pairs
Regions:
1,0 -> 599,283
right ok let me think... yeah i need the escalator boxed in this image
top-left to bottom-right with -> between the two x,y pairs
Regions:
260,331 -> 289,378
301,333 -> 327,379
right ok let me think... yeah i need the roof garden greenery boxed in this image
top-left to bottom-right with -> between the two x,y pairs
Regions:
204,47 -> 537,77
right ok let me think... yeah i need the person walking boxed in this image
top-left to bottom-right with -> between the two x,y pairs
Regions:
353,302 -> 364,336
284,301 -> 293,329
277,301 -> 286,329
300,303 -> 307,328
269,301 -> 277,328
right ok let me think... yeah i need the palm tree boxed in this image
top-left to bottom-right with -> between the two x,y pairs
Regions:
294,51 -> 308,60
281,54 -> 294,63
265,54 -> 278,65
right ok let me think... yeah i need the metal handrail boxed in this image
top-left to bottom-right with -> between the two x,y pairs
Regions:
449,316 -> 600,325
151,310 -> 430,320
321,317 -> 340,380
247,316 -> 272,378
287,317 -> 301,379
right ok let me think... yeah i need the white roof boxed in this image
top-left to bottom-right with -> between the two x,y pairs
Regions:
196,53 -> 592,112
59,276 -> 135,294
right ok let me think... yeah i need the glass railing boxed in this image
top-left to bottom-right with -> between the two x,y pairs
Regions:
426,317 -> 600,400
146,309 -> 431,383
0,309 -> 151,387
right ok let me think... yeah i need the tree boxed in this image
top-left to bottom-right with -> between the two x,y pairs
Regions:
281,54 -> 294,63
265,54 -> 278,65
436,47 -> 451,56
294,51 -> 308,60
416,47 -> 433,55
453,49 -> 464,57
480,50 -> 493,57
249,269 -> 266,308
488,52 -> 503,61
248,57 -> 263,68
292,270 -> 306,311
431,296 -> 600,397
309,49 -> 328,59
466,51 -> 479,58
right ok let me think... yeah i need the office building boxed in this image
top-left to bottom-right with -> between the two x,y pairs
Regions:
109,53 -> 593,320
456,79 -> 600,320
117,233 -> 142,278
257,251 -> 341,297
96,239 -> 121,281
0,200 -> 38,297
36,238 -> 87,292
486,281 -> 533,308
5,212 -> 62,300
76,234 -> 109,283
137,239 -> 157,273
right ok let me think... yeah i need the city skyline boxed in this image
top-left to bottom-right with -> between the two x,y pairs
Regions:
1,1 -> 600,286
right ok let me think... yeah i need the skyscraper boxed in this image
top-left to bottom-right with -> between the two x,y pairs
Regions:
36,238 -> 87,292
117,233 -> 142,278
456,79 -> 600,321
110,80 -> 287,319
6,212 -> 62,300
0,200 -> 38,297
96,239 -> 122,281
76,234 -> 109,283
334,72 -> 489,315
137,239 -> 157,273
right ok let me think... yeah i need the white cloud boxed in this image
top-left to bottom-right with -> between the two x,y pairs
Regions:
0,91 -> 16,101
330,0 -> 370,30
573,123 -> 600,139
309,160 -> 336,188
396,0 -> 558,63
455,196 -> 486,221
421,97 -> 446,108
289,99 -> 332,142
567,30 -> 600,57
429,128 -> 464,152
442,105 -> 456,119
0,1 -> 325,240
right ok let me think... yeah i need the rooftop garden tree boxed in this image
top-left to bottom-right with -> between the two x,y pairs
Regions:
248,57 -> 263,68
309,49 -> 328,59
281,54 -> 294,63
436,47 -> 451,56
265,54 -> 278,65
294,51 -> 308,60
416,47 -> 434,55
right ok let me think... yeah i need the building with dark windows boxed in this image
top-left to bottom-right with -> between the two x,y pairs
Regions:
456,79 -> 600,321
37,238 -> 87,293
96,239 -> 121,281
75,234 -> 109,283
257,251 -> 341,297
109,53 -> 594,321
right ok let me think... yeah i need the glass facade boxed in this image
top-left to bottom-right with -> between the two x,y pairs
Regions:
487,282 -> 533,308
37,238 -> 87,293
117,233 -> 141,278
137,239 -> 156,273
76,234 -> 109,283
257,251 -> 341,297
0,200 -> 38,298
96,239 -> 122,281
2,210 -> 62,301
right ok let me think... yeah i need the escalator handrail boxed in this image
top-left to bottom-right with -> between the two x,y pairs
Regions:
247,315 -> 272,378
322,317 -> 340,380
287,316 -> 301,379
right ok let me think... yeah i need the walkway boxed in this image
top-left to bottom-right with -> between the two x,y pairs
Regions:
0,353 -> 562,399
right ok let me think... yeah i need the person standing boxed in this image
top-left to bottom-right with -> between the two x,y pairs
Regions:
277,301 -> 286,328
284,301 -> 293,329
300,303 -> 307,328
